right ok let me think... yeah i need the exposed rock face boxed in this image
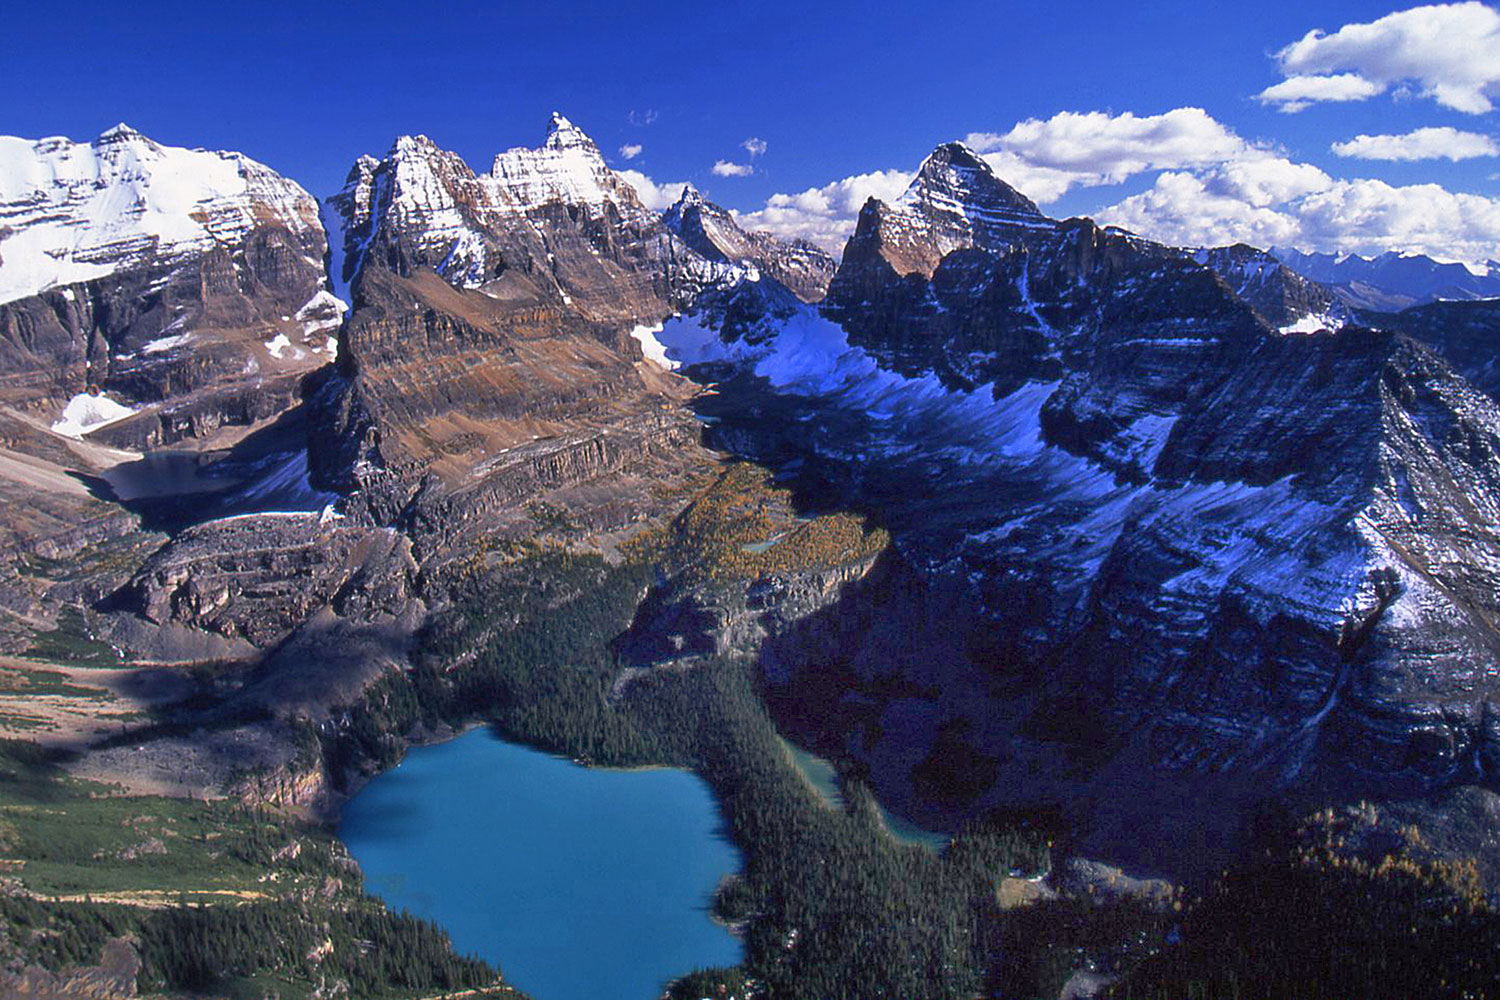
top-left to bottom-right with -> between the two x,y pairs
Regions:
0,410 -> 162,652
0,937 -> 140,1000
662,184 -> 837,302
121,512 -> 417,646
1194,243 -> 1346,331
325,113 -> 743,325
657,140 -> 1500,875
1360,299 -> 1500,400
0,125 -> 335,442
304,263 -> 708,548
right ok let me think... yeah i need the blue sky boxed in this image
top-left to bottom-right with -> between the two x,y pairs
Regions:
3,0 -> 1497,261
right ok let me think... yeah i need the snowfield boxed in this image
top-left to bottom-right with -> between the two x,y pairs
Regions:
51,392 -> 137,438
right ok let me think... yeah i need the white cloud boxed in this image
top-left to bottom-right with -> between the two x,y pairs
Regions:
712,160 -> 754,177
1331,126 -> 1499,161
1260,2 -> 1500,113
619,143 -> 643,160
965,108 -> 1254,202
1097,160 -> 1500,264
734,169 -> 915,250
617,169 -> 689,210
1100,171 -> 1310,250
627,109 -> 658,126
742,137 -> 768,157
739,102 -> 1500,265
971,152 -> 1096,204
1256,73 -> 1385,113
1211,156 -> 1334,207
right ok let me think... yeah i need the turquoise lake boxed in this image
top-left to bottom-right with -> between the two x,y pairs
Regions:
339,729 -> 743,1000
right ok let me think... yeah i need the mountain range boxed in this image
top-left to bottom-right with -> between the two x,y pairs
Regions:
1,112 -> 1499,995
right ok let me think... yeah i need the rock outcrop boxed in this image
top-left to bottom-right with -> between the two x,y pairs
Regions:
1194,243 -> 1346,331
303,264 -> 708,549
1360,299 -> 1500,400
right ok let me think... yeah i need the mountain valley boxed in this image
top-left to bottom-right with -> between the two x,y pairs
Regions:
0,112 -> 1498,999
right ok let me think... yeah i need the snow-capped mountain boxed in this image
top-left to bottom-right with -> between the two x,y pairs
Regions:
1271,246 -> 1500,311
5,114 -> 1500,879
662,184 -> 836,302
325,112 -> 743,324
0,124 -> 333,446
0,124 -> 321,306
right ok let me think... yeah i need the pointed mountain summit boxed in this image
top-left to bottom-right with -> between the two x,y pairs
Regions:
542,111 -> 600,153
92,122 -> 152,146
489,111 -> 647,215
327,113 -> 680,320
837,141 -> 1054,282
662,184 -> 835,302
899,141 -> 1042,220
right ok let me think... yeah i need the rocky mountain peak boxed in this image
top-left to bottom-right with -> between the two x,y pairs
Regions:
544,111 -> 598,153
93,122 -> 150,146
388,134 -> 446,160
835,140 -> 1055,282
326,115 -> 700,320
900,140 -> 1041,220
661,184 -> 836,302
345,154 -> 379,185
489,113 -> 640,213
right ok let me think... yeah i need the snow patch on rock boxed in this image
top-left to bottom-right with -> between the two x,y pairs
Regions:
139,332 -> 193,355
1280,312 -> 1345,335
51,392 -> 136,438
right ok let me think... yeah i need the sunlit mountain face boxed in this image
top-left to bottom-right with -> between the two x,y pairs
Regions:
3,2 -> 1500,997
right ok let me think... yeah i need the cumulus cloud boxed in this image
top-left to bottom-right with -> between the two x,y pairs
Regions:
617,169 -> 689,210
739,108 -> 1265,251
1331,126 -> 1499,161
1097,159 -> 1500,264
965,108 -> 1254,202
738,102 -> 1500,265
1100,171 -> 1310,250
627,109 -> 659,126
1256,73 -> 1384,113
734,169 -> 915,250
619,143 -> 643,160
742,137 -> 768,157
712,160 -> 754,177
1258,2 -> 1500,113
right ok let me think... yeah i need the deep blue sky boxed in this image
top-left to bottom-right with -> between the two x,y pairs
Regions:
3,1 -> 1495,258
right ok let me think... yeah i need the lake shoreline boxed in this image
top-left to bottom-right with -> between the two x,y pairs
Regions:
340,728 -> 745,1000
